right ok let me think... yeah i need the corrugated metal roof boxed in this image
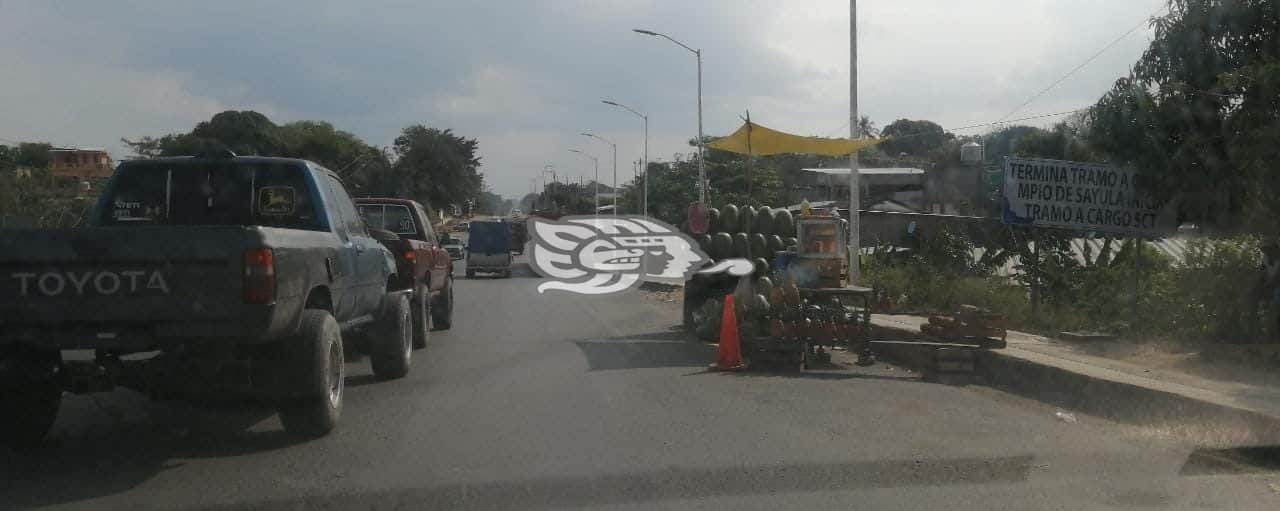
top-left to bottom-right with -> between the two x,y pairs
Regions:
801,167 -> 924,176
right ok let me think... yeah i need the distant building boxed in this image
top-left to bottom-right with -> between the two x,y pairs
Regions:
793,168 -> 927,211
922,166 -> 985,216
791,166 -> 989,216
49,148 -> 113,179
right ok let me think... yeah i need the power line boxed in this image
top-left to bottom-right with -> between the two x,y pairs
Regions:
995,5 -> 1167,124
866,107 -> 1090,144
950,108 -> 1089,133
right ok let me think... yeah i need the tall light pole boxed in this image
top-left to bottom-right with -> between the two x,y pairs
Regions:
602,99 -> 648,217
848,0 -> 861,286
581,132 -> 617,216
633,28 -> 704,206
568,149 -> 599,214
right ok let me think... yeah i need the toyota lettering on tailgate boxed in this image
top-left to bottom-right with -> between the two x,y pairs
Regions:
10,271 -> 171,297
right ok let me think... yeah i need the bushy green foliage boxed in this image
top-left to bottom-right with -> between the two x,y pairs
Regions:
122,111 -> 485,213
866,232 -> 1272,343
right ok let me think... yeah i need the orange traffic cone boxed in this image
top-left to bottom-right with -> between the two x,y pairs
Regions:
710,294 -> 746,371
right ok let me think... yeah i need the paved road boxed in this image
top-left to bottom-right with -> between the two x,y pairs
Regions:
2,258 -> 1278,510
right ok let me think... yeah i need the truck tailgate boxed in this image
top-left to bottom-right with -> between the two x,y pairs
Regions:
0,227 -> 256,325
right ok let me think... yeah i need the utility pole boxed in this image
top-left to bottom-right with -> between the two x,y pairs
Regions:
848,0 -> 861,286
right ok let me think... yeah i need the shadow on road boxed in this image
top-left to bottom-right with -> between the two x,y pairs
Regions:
506,262 -> 541,279
574,338 -> 714,371
1179,445 -> 1280,475
0,398 -> 306,509
196,455 -> 1035,510
460,262 -> 542,279
570,330 -> 713,372
718,370 -> 923,383
344,373 -> 382,388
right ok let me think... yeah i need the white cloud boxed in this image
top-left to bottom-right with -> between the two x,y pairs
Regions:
0,49 -> 283,155
424,66 -> 548,119
0,0 -> 1168,195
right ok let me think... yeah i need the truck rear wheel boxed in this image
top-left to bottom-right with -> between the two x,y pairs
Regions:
277,310 -> 344,439
370,293 -> 412,380
412,286 -> 430,350
0,350 -> 62,448
432,279 -> 454,330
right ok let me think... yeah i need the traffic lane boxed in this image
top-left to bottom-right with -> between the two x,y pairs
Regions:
209,261 -> 1280,509
2,258 -> 1276,510
0,259 -> 690,510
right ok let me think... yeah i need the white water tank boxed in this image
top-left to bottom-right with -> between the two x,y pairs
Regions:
960,142 -> 983,165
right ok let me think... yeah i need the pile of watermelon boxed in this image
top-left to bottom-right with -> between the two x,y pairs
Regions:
687,204 -> 799,277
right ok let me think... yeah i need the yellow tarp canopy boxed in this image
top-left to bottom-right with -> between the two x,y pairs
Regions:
707,121 -> 884,157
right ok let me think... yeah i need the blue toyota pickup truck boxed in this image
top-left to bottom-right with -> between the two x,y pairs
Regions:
0,151 -> 417,445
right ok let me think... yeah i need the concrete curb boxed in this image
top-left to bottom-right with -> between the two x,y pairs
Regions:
869,324 -> 1280,447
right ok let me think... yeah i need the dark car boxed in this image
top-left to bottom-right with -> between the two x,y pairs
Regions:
465,220 -> 512,278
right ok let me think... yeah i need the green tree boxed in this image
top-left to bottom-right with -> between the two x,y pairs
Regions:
1087,0 -> 1280,231
1009,119 -> 1099,163
0,145 -> 16,171
476,189 -> 511,215
391,125 -> 483,212
122,110 -> 394,196
643,161 -> 700,225
14,142 -> 52,169
539,182 -> 596,215
879,119 -> 953,157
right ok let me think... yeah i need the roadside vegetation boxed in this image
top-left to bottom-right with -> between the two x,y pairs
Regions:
1,110 -> 511,227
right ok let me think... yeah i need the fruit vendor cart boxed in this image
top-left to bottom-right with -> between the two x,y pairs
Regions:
743,214 -> 877,369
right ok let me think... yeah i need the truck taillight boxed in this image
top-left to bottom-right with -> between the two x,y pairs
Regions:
404,250 -> 416,262
243,249 -> 276,304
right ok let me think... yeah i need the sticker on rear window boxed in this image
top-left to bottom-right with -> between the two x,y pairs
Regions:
258,187 -> 296,216
112,199 -> 161,221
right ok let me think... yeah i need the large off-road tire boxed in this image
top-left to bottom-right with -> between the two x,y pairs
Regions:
411,286 -> 430,350
277,310 -> 344,439
370,293 -> 412,380
432,279 -> 454,330
683,284 -> 702,333
0,350 -> 62,448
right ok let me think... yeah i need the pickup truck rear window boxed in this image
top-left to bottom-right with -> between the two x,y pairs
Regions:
357,204 -> 418,235
96,161 -> 324,230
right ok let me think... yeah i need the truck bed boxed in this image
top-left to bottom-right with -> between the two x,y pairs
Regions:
0,226 -> 334,350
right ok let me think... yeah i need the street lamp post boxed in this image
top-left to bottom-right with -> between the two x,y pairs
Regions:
581,133 -> 617,216
568,149 -> 599,214
602,100 -> 648,217
633,28 -> 704,206
633,159 -> 642,211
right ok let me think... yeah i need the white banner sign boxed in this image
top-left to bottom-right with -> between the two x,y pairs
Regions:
1001,157 -> 1175,235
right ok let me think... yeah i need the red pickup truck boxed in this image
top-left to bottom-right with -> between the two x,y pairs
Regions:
356,198 -> 455,349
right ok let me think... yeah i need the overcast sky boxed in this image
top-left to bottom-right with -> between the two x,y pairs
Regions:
0,0 -> 1165,197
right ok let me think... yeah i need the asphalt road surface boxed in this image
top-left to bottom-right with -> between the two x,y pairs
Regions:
2,258 -> 1279,510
